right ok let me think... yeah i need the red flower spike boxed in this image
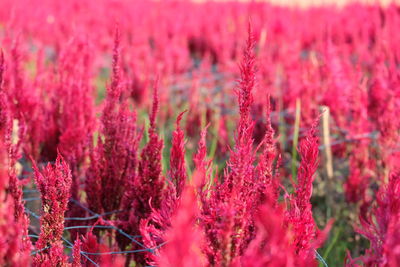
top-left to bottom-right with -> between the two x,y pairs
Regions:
72,238 -> 82,267
32,152 -> 72,266
286,119 -> 325,261
0,135 -> 30,266
169,111 -> 187,198
256,95 -> 280,204
200,24 -> 260,265
117,82 -> 164,264
86,26 -> 140,216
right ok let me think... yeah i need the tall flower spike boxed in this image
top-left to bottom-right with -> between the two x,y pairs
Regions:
256,95 -> 279,204
225,20 -> 257,190
150,77 -> 159,131
0,126 -> 30,266
72,238 -> 82,267
194,125 -> 211,192
286,118 -> 321,261
122,82 -> 164,264
102,26 -> 122,141
136,81 -> 164,210
110,26 -> 121,99
200,24 -> 258,265
169,111 -> 187,198
296,119 -> 320,211
101,26 -> 122,157
237,22 -> 256,140
32,152 -> 72,265
139,111 -> 189,265
87,25 -> 140,215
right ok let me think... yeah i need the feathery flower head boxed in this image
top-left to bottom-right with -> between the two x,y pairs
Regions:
32,152 -> 72,253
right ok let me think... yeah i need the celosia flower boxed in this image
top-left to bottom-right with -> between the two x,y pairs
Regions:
86,27 -> 140,215
72,238 -> 82,267
168,111 -> 187,198
344,78 -> 373,203
200,24 -> 261,265
285,119 -> 327,262
256,96 -> 279,204
157,173 -> 206,267
81,230 -> 100,265
32,152 -> 72,266
139,111 -> 188,264
0,132 -> 30,266
194,125 -> 212,196
56,38 -> 96,191
8,39 -> 43,161
117,82 -> 164,264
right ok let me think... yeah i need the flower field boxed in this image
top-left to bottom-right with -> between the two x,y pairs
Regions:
0,0 -> 399,266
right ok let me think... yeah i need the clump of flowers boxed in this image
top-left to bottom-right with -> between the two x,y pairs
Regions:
86,27 -> 140,215
0,49 -> 31,265
199,25 -> 259,266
